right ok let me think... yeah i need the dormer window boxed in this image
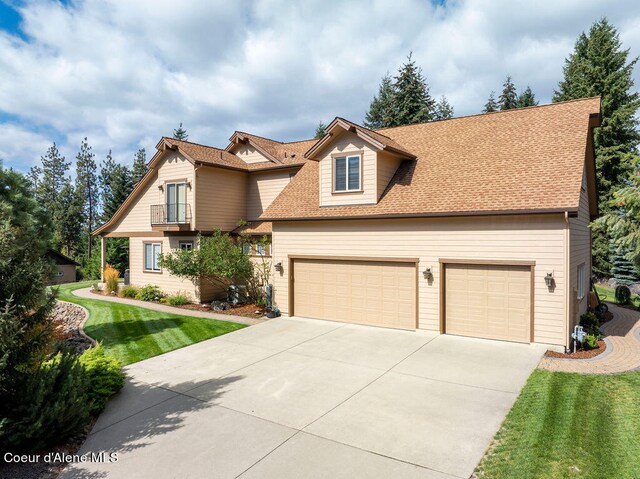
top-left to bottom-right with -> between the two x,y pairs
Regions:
334,154 -> 361,192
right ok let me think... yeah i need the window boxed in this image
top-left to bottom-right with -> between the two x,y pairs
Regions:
57,270 -> 64,277
166,182 -> 187,222
242,242 -> 252,255
179,241 -> 193,251
577,263 -> 586,300
334,155 -> 361,192
255,243 -> 267,256
144,243 -> 162,272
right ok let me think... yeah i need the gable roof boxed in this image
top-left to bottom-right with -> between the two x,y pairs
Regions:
45,249 -> 79,266
305,117 -> 416,159
261,97 -> 601,222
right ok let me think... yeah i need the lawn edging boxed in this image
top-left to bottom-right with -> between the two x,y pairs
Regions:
56,299 -> 97,348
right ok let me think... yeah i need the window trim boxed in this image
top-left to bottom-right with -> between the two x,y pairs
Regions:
178,240 -> 194,251
165,181 -> 188,224
331,152 -> 363,193
255,243 -> 269,257
242,242 -> 253,256
577,263 -> 586,300
143,241 -> 162,273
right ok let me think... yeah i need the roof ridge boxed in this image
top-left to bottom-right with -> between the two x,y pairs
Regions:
283,137 -> 317,145
335,116 -> 396,141
375,96 -> 601,134
235,130 -> 284,145
164,136 -> 229,153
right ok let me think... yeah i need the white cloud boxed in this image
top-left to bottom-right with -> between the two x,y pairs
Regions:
0,0 -> 639,173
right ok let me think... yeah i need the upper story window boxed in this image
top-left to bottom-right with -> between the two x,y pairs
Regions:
179,241 -> 193,251
334,155 -> 361,192
166,182 -> 187,223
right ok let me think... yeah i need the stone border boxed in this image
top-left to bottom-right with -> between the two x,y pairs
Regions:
56,299 -> 97,348
544,337 -> 613,363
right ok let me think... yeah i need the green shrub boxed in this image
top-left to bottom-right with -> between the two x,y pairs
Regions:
583,334 -> 599,350
92,282 -> 101,292
580,312 -> 599,329
136,285 -> 165,302
615,285 -> 632,304
166,292 -> 191,306
79,344 -> 125,415
120,285 -> 140,298
0,350 -> 90,452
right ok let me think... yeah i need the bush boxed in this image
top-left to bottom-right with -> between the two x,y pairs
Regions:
615,285 -> 632,305
79,344 -> 125,415
136,285 -> 165,302
580,312 -> 599,329
583,334 -> 599,350
120,285 -> 140,298
165,292 -> 191,306
104,264 -> 120,294
0,350 -> 90,452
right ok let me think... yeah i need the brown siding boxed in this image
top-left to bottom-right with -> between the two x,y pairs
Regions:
247,170 -> 293,221
196,167 -> 247,231
272,215 -> 568,346
51,265 -> 76,284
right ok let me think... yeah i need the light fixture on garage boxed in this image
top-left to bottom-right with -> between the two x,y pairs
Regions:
423,267 -> 432,280
545,272 -> 554,288
274,262 -> 283,272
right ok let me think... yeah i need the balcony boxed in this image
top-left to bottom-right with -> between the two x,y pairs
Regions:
150,203 -> 192,231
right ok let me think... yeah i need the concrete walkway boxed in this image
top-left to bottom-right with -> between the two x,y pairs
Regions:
538,303 -> 640,374
72,287 -> 264,326
61,317 -> 546,479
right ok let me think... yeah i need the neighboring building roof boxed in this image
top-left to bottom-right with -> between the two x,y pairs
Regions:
262,97 -> 601,221
45,249 -> 79,266
231,221 -> 273,236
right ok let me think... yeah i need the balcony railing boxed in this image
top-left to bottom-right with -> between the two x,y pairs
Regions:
150,203 -> 192,225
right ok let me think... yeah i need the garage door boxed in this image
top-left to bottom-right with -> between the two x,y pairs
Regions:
444,263 -> 531,343
293,258 -> 416,329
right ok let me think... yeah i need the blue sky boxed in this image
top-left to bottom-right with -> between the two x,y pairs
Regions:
0,0 -> 638,174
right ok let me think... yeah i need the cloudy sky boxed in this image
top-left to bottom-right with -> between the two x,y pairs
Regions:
1,0 -> 639,173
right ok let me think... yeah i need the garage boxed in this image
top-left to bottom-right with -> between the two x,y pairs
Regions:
443,262 -> 533,343
291,257 -> 417,329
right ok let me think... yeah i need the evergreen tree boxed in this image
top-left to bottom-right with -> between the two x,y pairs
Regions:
57,180 -> 83,257
433,96 -> 454,120
364,74 -> 395,128
498,75 -> 518,110
610,244 -> 639,285
554,18 -> 640,275
314,121 -> 327,139
131,148 -> 148,183
482,92 -> 499,113
173,122 -> 188,141
99,151 -> 133,221
75,138 -> 99,259
517,86 -> 539,107
390,53 -> 435,126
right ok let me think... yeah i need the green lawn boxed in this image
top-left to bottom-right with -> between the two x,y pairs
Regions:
55,281 -> 246,365
475,369 -> 640,479
594,283 -> 640,308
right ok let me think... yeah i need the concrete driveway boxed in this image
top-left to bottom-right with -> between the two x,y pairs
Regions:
62,317 -> 545,479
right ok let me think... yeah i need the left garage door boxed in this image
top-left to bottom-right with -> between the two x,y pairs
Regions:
292,258 -> 417,329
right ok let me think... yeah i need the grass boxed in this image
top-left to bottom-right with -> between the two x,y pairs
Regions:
475,369 -> 640,479
594,283 -> 640,308
54,281 -> 246,365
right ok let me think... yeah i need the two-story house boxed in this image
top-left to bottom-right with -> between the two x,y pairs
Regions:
95,97 -> 601,350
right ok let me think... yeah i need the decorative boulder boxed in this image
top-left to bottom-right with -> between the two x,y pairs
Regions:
212,300 -> 230,311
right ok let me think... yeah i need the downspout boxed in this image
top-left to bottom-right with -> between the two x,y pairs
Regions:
564,211 -> 571,353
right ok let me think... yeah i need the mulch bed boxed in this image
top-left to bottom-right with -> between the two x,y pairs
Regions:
545,339 -> 607,359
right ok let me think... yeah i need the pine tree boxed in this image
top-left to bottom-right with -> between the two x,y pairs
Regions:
498,75 -> 518,110
314,122 -> 327,139
517,86 -> 539,107
390,54 -> 435,126
131,148 -> 148,183
100,151 -> 133,222
57,180 -> 83,257
173,122 -> 188,141
482,92 -> 499,113
433,96 -> 454,120
75,138 -> 98,259
364,74 -> 395,128
554,18 -> 640,275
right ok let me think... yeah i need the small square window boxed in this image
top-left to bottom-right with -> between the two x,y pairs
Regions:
242,242 -> 252,255
255,243 -> 267,256
179,241 -> 193,251
334,155 -> 361,192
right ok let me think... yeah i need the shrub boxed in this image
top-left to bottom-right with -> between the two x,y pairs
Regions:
580,312 -> 599,329
104,264 -> 120,294
0,350 -> 90,452
583,334 -> 599,350
615,285 -> 632,305
136,285 -> 165,302
92,282 -> 102,292
120,285 -> 140,298
79,344 -> 125,415
165,292 -> 191,306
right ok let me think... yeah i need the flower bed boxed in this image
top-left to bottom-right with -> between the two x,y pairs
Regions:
544,339 -> 607,359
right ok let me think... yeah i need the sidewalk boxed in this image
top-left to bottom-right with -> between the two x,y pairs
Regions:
72,288 -> 265,326
538,303 -> 640,374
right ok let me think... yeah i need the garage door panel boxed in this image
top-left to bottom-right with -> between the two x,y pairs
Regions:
293,259 -> 416,329
445,263 -> 531,343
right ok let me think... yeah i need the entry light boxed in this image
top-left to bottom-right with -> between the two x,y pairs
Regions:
423,267 -> 432,280
545,272 -> 554,288
274,262 -> 283,273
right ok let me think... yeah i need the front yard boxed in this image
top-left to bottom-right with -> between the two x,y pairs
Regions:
475,369 -> 640,478
56,281 -> 246,365
594,283 -> 640,308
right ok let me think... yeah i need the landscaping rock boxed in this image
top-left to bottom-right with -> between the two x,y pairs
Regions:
49,302 -> 94,354
211,300 -> 230,311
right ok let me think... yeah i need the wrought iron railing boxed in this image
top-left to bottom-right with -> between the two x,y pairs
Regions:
150,203 -> 192,225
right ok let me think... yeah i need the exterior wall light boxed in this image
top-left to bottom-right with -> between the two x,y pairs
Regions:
423,267 -> 432,280
274,262 -> 283,273
545,272 -> 554,288
158,184 -> 164,192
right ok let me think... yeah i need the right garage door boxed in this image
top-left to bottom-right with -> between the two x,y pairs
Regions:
444,263 -> 532,343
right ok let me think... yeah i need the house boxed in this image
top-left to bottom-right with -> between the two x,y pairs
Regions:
45,249 -> 79,284
94,97 -> 601,349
